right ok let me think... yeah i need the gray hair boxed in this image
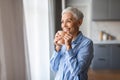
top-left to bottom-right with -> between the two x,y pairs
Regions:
62,7 -> 84,20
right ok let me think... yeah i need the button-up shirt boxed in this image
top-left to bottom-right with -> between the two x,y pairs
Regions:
50,32 -> 93,80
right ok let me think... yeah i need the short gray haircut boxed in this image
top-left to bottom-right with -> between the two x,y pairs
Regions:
62,7 -> 84,20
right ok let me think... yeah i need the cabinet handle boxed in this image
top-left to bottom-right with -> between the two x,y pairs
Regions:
98,45 -> 106,47
117,45 -> 120,47
98,58 -> 105,61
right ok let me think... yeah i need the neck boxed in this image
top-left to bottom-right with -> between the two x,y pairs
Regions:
72,31 -> 80,40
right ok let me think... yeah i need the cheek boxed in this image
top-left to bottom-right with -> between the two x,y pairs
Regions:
71,24 -> 79,31
68,23 -> 74,28
67,24 -> 71,27
73,22 -> 78,27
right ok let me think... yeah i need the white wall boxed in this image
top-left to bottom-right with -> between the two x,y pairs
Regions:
0,0 -> 27,80
91,21 -> 120,41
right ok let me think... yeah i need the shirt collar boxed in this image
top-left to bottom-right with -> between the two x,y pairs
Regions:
72,31 -> 83,44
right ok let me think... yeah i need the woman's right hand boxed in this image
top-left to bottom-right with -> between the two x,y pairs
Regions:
54,31 -> 65,51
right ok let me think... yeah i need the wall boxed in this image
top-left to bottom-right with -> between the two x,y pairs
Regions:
49,0 -> 56,79
55,0 -> 62,33
91,21 -> 120,41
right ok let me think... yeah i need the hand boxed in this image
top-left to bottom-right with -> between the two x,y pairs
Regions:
54,31 -> 64,51
54,31 -> 63,45
63,33 -> 73,50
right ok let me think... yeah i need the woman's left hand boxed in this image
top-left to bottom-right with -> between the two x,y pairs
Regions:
63,33 -> 73,50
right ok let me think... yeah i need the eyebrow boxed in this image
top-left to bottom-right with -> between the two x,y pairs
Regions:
62,18 -> 73,21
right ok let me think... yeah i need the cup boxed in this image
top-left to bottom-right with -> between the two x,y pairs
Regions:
57,31 -> 66,45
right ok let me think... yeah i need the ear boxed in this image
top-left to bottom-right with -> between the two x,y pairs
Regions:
77,19 -> 83,27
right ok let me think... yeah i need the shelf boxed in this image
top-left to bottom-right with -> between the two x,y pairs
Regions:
93,40 -> 120,44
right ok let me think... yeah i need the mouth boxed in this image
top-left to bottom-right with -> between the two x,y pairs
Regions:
63,28 -> 70,32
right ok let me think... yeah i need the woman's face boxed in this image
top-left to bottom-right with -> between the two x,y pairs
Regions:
61,12 -> 81,35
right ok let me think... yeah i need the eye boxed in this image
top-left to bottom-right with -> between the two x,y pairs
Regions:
67,18 -> 73,22
67,20 -> 72,23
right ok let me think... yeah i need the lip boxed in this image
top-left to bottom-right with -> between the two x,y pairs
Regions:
63,28 -> 70,32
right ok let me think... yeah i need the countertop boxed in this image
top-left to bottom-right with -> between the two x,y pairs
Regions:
93,40 -> 120,44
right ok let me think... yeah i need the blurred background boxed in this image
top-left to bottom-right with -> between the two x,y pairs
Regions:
0,0 -> 120,80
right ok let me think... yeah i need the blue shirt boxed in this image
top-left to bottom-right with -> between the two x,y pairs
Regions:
50,32 -> 93,80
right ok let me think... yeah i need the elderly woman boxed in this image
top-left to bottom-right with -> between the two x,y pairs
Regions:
50,7 -> 93,80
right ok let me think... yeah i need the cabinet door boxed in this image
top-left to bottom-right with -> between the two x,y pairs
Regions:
109,0 -> 120,20
91,44 -> 111,69
92,0 -> 109,20
111,44 -> 120,69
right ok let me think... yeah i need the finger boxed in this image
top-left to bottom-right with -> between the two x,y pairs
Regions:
55,33 -> 59,37
64,34 -> 73,39
54,39 -> 57,45
57,30 -> 63,34
64,36 -> 71,41
67,34 -> 72,37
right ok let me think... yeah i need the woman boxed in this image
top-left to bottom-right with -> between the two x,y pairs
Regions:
50,7 -> 93,80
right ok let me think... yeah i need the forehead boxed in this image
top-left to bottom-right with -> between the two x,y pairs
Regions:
61,12 -> 75,20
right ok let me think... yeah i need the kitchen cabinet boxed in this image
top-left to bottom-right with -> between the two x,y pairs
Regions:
111,44 -> 120,69
109,0 -> 120,20
91,44 -> 111,69
91,44 -> 120,70
92,0 -> 108,20
92,0 -> 120,21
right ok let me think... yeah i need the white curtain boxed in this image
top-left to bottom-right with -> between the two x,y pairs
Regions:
23,0 -> 50,80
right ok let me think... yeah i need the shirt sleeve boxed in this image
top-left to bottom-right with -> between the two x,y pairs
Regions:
50,50 -> 62,72
65,40 -> 93,76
